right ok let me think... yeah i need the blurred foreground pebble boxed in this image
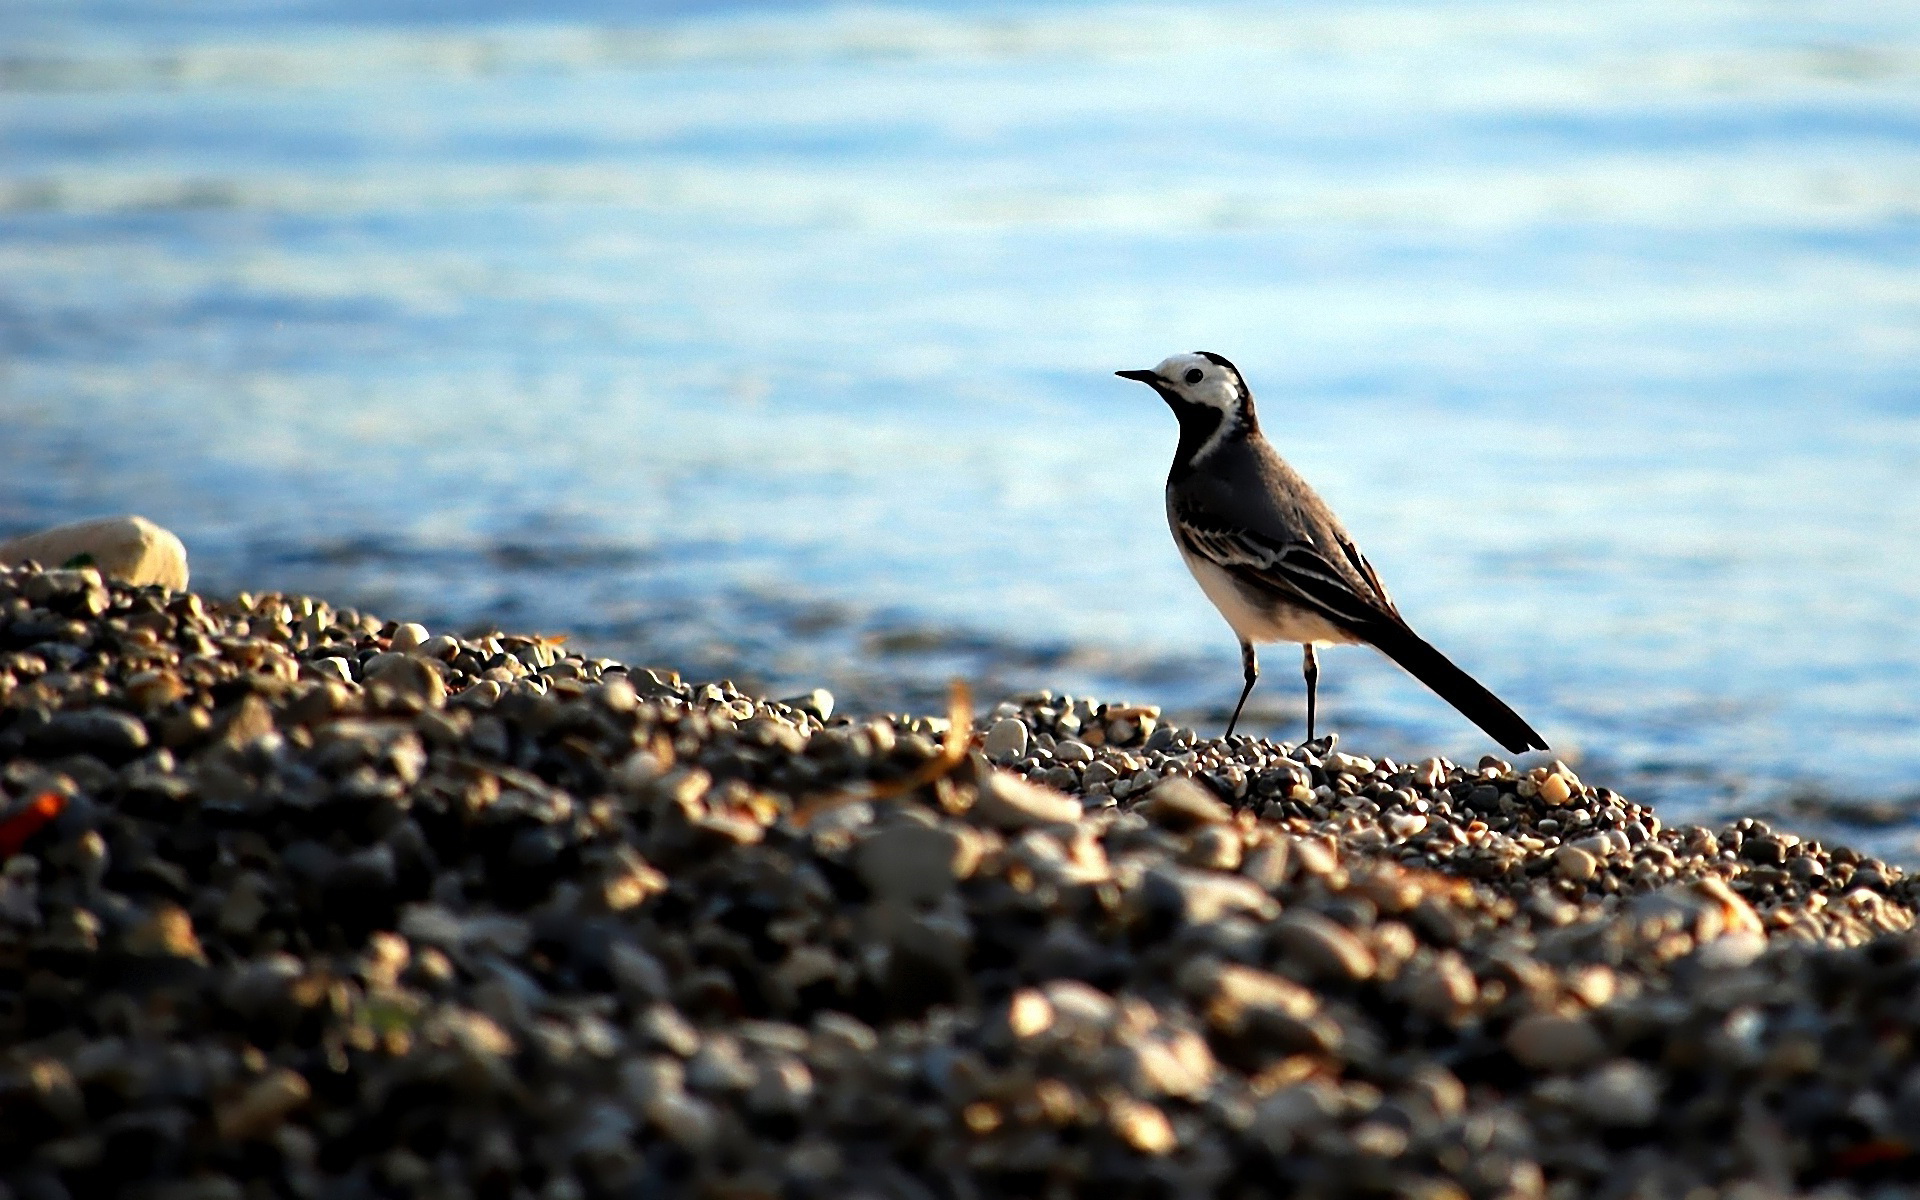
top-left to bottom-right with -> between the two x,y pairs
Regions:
0,560 -> 1916,1198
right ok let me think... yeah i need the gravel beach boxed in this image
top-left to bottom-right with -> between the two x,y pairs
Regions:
1,560 -> 1917,1200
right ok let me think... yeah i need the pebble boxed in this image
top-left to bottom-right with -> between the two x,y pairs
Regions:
34,707 -> 151,757
1537,771 -> 1573,806
1053,738 -> 1093,764
1553,843 -> 1599,882
1107,1096 -> 1176,1155
1140,775 -> 1232,828
0,558 -> 1914,1200
853,823 -> 979,904
1273,911 -> 1377,982
970,766 -> 1080,827
1577,1060 -> 1661,1127
1138,863 -> 1276,925
215,1069 -> 311,1141
1506,1012 -> 1607,1071
366,653 -> 446,707
982,717 -> 1029,762
781,688 -> 835,721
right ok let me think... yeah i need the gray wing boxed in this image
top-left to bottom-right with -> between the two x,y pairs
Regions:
1173,515 -> 1400,634
1171,435 -> 1401,629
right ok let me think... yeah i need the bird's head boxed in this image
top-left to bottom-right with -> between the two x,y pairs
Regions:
1115,351 -> 1248,413
1116,352 -> 1258,461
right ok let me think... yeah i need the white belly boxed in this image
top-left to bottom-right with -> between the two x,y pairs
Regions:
1178,546 -> 1359,647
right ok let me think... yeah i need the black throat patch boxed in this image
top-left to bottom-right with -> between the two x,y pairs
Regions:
1165,398 -> 1235,481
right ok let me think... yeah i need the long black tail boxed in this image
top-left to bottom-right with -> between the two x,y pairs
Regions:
1361,620 -> 1547,754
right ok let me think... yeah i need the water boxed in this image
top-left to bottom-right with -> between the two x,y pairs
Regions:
3,0 -> 1919,840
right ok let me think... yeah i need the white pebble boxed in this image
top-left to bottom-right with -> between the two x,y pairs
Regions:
1554,845 -> 1598,883
983,718 -> 1030,762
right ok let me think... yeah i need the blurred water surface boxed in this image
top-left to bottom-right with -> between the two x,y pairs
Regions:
3,0 -> 1919,834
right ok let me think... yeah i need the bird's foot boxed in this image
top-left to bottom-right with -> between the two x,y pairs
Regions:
1299,732 -> 1338,760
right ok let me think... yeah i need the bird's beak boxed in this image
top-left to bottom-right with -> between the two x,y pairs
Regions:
1114,369 -> 1161,384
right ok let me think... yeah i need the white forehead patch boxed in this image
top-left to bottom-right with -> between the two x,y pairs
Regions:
1154,352 -> 1240,411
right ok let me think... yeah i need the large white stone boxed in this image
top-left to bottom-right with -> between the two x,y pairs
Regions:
0,515 -> 189,590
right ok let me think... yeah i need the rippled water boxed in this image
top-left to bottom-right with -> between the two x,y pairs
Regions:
3,0 -> 1919,836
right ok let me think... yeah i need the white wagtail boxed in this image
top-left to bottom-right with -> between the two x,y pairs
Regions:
1117,351 -> 1547,754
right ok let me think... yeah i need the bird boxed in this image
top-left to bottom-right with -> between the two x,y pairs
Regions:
1116,351 -> 1547,755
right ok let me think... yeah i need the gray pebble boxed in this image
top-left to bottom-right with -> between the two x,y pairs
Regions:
1273,911 -> 1376,982
1506,1013 -> 1607,1072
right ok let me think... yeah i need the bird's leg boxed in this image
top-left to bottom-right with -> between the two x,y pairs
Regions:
1302,644 -> 1320,742
1226,641 -> 1258,738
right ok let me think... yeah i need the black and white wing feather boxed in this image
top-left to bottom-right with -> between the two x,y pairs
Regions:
1175,520 -> 1399,630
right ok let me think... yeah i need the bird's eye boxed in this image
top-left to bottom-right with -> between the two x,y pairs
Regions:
1184,368 -> 1204,385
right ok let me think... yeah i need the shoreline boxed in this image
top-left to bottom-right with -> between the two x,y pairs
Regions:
2,561 -> 1917,1197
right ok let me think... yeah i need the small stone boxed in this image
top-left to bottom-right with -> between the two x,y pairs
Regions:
219,874 -> 271,935
1054,738 -> 1093,764
1184,824 -> 1243,872
1252,1080 -> 1343,1149
1506,1013 -> 1606,1071
390,623 -> 431,652
687,1036 -> 755,1093
125,904 -> 206,962
982,718 -> 1029,762
1142,776 -> 1232,829
216,694 -> 276,745
635,1005 -> 701,1057
1241,841 -> 1289,890
1553,845 -> 1598,883
1108,1097 -> 1176,1155
305,657 -> 354,685
1692,930 -> 1767,971
215,1069 -> 310,1140
854,824 -> 979,904
1006,989 -> 1054,1038
748,1056 -> 814,1115
1387,812 -> 1428,839
368,653 -> 446,708
1537,772 -> 1573,806
1188,962 -> 1319,1034
1690,877 -> 1764,937
1137,864 -> 1276,925
970,766 -> 1079,828
780,688 -> 834,721
648,1092 -> 720,1150
1292,838 -> 1339,877
124,670 -> 189,711
1349,1122 -> 1408,1158
33,708 -> 150,758
1121,1029 -> 1214,1099
1577,1060 -> 1661,1127
1273,911 -> 1376,982
1572,834 -> 1613,859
